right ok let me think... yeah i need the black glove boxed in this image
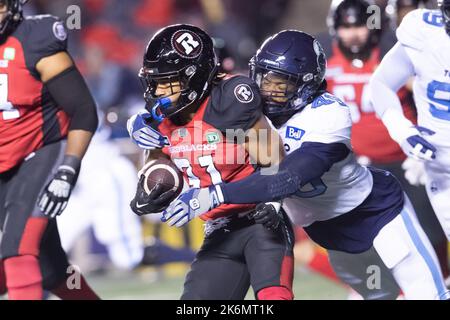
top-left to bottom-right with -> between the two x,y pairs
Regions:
250,202 -> 283,230
130,175 -> 177,216
38,155 -> 80,218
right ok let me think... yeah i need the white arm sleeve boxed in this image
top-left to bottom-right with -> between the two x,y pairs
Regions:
369,42 -> 416,144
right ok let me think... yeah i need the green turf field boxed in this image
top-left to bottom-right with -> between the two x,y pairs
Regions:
85,265 -> 349,300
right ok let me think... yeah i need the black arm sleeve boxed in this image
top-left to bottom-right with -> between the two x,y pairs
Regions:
220,142 -> 350,204
204,75 -> 262,133
45,66 -> 98,133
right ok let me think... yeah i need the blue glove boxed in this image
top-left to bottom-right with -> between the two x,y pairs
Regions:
127,111 -> 169,150
401,126 -> 436,161
161,185 -> 224,227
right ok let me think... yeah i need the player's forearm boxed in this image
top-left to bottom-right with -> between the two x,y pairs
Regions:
370,42 -> 415,143
220,142 -> 348,204
65,129 -> 94,160
245,115 -> 285,167
144,148 -> 169,163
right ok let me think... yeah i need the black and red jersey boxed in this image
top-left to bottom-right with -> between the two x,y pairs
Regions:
0,15 -> 70,173
156,75 -> 262,221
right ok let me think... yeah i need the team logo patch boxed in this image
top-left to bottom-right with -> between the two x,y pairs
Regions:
53,21 -> 67,41
3,48 -> 15,61
286,126 -> 305,141
234,84 -> 254,103
206,132 -> 220,144
171,30 -> 203,59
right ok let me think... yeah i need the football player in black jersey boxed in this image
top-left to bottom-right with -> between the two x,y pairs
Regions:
0,0 -> 99,299
128,24 -> 295,300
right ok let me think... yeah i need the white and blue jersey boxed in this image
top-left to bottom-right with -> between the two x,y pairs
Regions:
277,93 -> 404,253
222,92 -> 405,253
397,9 -> 450,144
221,91 -> 449,299
279,93 -> 372,226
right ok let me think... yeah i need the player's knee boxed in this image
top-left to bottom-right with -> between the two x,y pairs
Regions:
257,286 -> 293,300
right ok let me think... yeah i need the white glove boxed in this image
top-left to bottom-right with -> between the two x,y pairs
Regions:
402,157 -> 427,186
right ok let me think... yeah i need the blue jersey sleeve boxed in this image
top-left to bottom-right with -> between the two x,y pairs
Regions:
220,142 -> 350,204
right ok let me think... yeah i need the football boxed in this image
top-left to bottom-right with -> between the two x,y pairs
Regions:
138,157 -> 184,199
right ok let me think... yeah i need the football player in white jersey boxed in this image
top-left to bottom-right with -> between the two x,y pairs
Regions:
159,30 -> 449,300
369,2 -> 450,250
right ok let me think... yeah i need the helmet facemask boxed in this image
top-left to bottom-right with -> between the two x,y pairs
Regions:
251,65 -> 321,127
139,63 -> 206,122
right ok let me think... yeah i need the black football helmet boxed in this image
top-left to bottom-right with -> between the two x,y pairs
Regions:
328,0 -> 379,60
139,24 -> 219,121
438,0 -> 450,35
0,0 -> 27,42
249,30 -> 327,127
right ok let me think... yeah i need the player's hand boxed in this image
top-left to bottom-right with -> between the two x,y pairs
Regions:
249,202 -> 282,230
402,157 -> 427,186
38,155 -> 80,218
130,175 -> 177,216
400,126 -> 436,161
127,111 -> 169,150
161,186 -> 224,227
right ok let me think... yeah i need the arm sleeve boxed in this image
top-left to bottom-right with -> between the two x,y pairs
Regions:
220,142 -> 350,204
45,66 -> 98,133
204,75 -> 262,133
369,42 -> 416,143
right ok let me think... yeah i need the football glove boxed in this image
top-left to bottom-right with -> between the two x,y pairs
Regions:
130,175 -> 177,216
400,126 -> 436,161
249,202 -> 282,230
161,185 -> 224,227
38,155 -> 80,218
127,111 -> 169,150
402,157 -> 428,186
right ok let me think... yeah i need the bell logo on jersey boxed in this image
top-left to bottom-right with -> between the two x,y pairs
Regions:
172,30 -> 203,59
286,126 -> 305,141
234,84 -> 254,103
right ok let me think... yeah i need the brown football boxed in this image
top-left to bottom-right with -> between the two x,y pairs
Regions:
139,157 -> 184,200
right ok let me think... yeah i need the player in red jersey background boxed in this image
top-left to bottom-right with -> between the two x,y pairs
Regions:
0,0 -> 99,299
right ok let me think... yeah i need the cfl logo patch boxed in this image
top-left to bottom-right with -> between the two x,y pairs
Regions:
189,199 -> 200,210
234,84 -> 254,103
286,126 -> 305,141
172,30 -> 203,58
